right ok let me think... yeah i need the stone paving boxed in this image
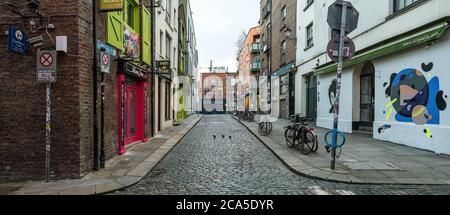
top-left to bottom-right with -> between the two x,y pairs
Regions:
237,115 -> 450,185
6,114 -> 202,195
115,115 -> 450,195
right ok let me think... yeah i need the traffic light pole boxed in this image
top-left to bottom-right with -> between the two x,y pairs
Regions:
331,1 -> 348,170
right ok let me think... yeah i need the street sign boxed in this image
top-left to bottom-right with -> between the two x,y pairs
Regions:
327,0 -> 359,34
327,36 -> 355,63
8,26 -> 29,55
100,51 -> 111,74
100,0 -> 123,12
37,50 -> 57,83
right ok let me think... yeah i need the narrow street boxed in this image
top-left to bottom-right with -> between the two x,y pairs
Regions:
115,115 -> 450,195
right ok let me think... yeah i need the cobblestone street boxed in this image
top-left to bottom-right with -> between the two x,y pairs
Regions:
115,115 -> 450,195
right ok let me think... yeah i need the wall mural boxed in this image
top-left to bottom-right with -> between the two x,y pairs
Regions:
383,63 -> 447,137
328,79 -> 338,114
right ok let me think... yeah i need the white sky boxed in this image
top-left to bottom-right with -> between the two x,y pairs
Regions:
190,0 -> 260,73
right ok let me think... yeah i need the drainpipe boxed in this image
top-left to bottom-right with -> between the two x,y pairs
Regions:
150,1 -> 156,137
92,0 -> 100,170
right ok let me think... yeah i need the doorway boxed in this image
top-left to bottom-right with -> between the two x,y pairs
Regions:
124,85 -> 138,144
359,62 -> 375,128
289,72 -> 295,116
306,75 -> 317,121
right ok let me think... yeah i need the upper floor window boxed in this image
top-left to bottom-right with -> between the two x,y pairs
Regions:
281,6 -> 287,28
280,40 -> 286,65
394,0 -> 420,12
305,23 -> 314,49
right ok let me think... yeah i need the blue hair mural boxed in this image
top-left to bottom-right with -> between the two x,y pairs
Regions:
384,63 -> 447,126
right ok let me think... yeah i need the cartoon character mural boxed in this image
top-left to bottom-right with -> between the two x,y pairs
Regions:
328,79 -> 338,114
384,63 -> 447,127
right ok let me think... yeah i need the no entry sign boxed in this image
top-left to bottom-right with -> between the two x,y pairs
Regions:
37,50 -> 57,83
100,51 -> 111,74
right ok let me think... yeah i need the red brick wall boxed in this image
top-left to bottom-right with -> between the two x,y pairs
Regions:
0,0 -> 81,180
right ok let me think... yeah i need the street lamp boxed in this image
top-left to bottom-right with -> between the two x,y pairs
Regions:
284,27 -> 297,40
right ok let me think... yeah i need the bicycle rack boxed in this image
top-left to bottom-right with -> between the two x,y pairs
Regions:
324,129 -> 346,151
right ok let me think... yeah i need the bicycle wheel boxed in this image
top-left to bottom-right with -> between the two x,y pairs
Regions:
305,130 -> 318,152
267,122 -> 273,135
297,139 -> 312,155
285,128 -> 296,148
258,122 -> 267,136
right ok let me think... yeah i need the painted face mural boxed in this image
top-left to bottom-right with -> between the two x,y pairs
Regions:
328,79 -> 337,114
384,63 -> 447,126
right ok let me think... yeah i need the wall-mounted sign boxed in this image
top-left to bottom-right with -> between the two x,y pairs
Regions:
100,51 -> 111,74
124,26 -> 140,59
156,60 -> 172,80
8,26 -> 29,55
125,62 -> 146,79
96,40 -> 117,57
100,0 -> 123,12
37,50 -> 57,83
156,60 -> 171,73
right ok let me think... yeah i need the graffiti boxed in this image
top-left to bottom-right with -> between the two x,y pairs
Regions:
424,128 -> 433,139
436,91 -> 447,111
328,79 -> 337,114
421,62 -> 433,72
378,125 -> 392,134
384,64 -> 447,126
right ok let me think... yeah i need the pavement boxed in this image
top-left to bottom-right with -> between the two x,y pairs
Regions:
235,115 -> 450,185
115,115 -> 450,195
3,114 -> 203,195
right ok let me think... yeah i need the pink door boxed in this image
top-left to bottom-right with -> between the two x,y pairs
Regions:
125,85 -> 138,145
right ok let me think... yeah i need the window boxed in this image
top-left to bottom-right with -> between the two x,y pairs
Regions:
160,31 -> 164,55
306,23 -> 314,48
304,0 -> 314,11
281,6 -> 287,28
166,0 -> 172,21
280,40 -> 286,65
165,82 -> 171,120
126,1 -> 134,28
394,0 -> 420,12
174,9 -> 177,28
166,33 -> 172,59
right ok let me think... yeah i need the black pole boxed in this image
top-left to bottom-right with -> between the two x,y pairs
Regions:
92,0 -> 100,171
151,1 -> 156,137
100,66 -> 106,168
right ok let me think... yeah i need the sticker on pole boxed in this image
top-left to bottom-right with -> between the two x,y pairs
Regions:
37,50 -> 57,83
100,51 -> 111,74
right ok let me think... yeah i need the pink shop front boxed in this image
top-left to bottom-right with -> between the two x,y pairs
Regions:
117,61 -> 150,155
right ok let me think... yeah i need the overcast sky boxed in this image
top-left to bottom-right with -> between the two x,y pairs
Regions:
190,0 -> 260,73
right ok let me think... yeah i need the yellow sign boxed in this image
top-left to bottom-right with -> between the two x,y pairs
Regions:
100,0 -> 123,11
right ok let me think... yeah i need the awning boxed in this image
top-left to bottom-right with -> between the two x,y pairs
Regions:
314,20 -> 449,75
272,62 -> 295,77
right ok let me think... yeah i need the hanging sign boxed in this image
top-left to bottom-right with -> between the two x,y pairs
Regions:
8,26 -> 29,55
100,51 -> 111,74
100,0 -> 124,12
37,50 -> 57,83
96,40 -> 117,57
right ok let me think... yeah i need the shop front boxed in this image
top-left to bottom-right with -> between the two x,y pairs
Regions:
118,61 -> 149,155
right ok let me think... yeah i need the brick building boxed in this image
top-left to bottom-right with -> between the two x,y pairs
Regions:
237,26 -> 261,112
200,71 -> 235,114
260,0 -> 297,119
0,0 -> 154,181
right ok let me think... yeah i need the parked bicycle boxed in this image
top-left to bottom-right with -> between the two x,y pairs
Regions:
284,115 -> 318,155
258,114 -> 273,136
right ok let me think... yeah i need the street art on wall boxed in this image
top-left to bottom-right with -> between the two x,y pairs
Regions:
384,63 -> 447,126
328,79 -> 337,114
